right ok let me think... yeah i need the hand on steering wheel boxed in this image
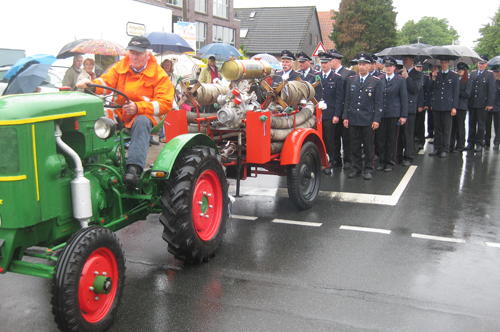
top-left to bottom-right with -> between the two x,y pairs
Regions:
85,83 -> 130,109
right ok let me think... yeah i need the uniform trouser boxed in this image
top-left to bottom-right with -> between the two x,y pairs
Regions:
397,113 -> 416,162
415,109 -> 426,144
322,119 -> 335,162
128,115 -> 153,169
433,111 -> 453,153
450,109 -> 467,151
377,117 -> 399,167
332,122 -> 352,164
427,108 -> 434,137
468,107 -> 487,147
350,125 -> 374,174
485,112 -> 500,146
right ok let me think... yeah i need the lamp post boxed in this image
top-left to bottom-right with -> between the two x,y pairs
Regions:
417,36 -> 422,44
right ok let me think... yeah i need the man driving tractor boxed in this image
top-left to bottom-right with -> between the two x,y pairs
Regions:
76,36 -> 174,188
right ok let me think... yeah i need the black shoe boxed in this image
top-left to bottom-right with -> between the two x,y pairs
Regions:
474,146 -> 483,152
364,173 -> 372,180
149,137 -> 159,146
376,164 -> 385,171
429,150 -> 440,156
417,144 -> 424,150
384,166 -> 393,172
401,160 -> 411,166
323,165 -> 334,175
439,152 -> 448,158
332,161 -> 342,168
348,171 -> 360,178
428,140 -> 434,144
123,164 -> 142,188
343,162 -> 352,170
465,144 -> 474,150
425,135 -> 434,139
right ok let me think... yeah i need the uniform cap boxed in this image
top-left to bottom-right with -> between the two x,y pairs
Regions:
296,52 -> 312,62
126,36 -> 151,52
356,52 -> 372,64
456,62 -> 469,70
327,49 -> 344,59
491,65 -> 499,72
478,55 -> 489,64
281,50 -> 295,60
383,56 -> 397,67
414,59 -> 424,67
318,52 -> 334,63
370,54 -> 378,63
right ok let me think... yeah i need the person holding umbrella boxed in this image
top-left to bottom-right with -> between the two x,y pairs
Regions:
428,56 -> 460,158
76,36 -> 174,188
62,54 -> 83,90
450,62 -> 472,154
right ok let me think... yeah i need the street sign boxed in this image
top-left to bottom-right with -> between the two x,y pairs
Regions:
312,42 -> 326,57
127,22 -> 146,37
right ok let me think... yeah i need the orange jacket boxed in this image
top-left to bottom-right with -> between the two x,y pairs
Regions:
93,54 -> 174,128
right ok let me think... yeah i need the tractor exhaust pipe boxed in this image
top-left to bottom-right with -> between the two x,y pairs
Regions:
55,124 -> 92,228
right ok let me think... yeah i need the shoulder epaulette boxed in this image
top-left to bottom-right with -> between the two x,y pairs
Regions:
488,70 -> 494,73
372,76 -> 380,80
334,72 -> 341,77
398,75 -> 405,78
349,75 -> 356,78
450,70 -> 457,74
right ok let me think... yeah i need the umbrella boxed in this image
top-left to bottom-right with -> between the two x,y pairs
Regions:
443,45 -> 482,65
56,38 -> 92,59
68,39 -> 127,56
198,43 -> 242,61
422,46 -> 461,65
4,54 -> 57,80
143,32 -> 194,54
251,53 -> 282,70
376,45 -> 432,60
3,63 -> 51,95
488,56 -> 500,66
163,54 -> 200,79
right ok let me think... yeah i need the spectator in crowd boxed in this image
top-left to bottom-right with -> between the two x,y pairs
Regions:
77,58 -> 95,89
199,55 -> 220,84
62,54 -> 83,90
450,62 -> 472,154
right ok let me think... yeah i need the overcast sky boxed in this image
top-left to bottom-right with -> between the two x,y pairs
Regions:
233,0 -> 499,49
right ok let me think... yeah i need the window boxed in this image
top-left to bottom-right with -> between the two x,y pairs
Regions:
172,16 -> 183,31
240,28 -> 248,38
212,25 -> 235,45
213,0 -> 228,19
196,21 -> 207,50
195,0 -> 207,13
309,33 -> 312,45
0,127 -> 20,174
166,0 -> 182,7
249,12 -> 256,18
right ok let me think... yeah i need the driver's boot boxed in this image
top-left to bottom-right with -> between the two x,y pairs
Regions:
124,164 -> 142,189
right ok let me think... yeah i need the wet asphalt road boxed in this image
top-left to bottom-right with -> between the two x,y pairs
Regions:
2,140 -> 500,331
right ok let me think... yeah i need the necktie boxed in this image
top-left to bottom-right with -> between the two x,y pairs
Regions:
360,78 -> 364,84
323,74 -> 327,79
478,71 -> 482,76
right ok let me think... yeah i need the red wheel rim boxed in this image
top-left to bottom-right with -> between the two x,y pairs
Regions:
78,247 -> 118,323
192,169 -> 223,241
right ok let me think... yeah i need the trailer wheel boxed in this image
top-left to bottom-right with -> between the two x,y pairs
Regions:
51,226 -> 125,332
287,141 -> 321,210
160,145 -> 228,263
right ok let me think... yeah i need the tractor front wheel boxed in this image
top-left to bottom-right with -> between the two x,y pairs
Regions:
51,226 -> 125,332
160,145 -> 228,263
287,141 -> 322,210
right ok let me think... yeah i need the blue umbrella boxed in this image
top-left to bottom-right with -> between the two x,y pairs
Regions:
3,63 -> 51,95
142,32 -> 194,54
5,54 -> 57,80
198,43 -> 242,61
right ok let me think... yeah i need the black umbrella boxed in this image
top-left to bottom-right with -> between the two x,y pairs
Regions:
423,46 -> 461,60
56,38 -> 92,59
142,32 -> 195,54
3,63 -> 51,95
376,45 -> 432,60
488,56 -> 500,66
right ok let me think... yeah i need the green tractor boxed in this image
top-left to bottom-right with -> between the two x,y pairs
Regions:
0,89 -> 229,331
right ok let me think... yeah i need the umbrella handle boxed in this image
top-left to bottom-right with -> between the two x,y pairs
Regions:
86,84 -> 130,109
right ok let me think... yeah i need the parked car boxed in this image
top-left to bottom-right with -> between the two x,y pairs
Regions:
0,65 -> 64,95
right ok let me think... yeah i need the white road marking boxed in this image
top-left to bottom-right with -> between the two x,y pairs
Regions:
229,166 -> 417,206
486,242 -> 500,248
340,225 -> 391,234
411,233 -> 466,243
272,219 -> 322,227
231,215 -> 258,220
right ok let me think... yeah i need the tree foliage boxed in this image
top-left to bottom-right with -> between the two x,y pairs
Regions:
397,17 -> 459,46
475,5 -> 500,59
330,0 -> 397,65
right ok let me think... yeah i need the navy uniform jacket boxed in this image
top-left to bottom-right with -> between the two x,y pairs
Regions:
320,71 -> 344,120
272,69 -> 301,86
297,68 -> 317,84
379,74 -> 408,118
458,78 -> 472,110
343,74 -> 383,126
430,71 -> 460,111
493,79 -> 500,112
399,67 -> 423,114
469,70 -> 496,109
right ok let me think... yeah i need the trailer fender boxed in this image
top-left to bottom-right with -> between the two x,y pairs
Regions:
151,133 -> 218,179
280,128 -> 328,166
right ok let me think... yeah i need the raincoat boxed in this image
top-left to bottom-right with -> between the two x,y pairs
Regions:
93,54 -> 174,127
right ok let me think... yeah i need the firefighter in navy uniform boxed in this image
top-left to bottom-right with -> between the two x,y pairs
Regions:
414,60 -> 427,149
376,56 -> 408,172
318,52 -> 344,171
467,55 -> 496,152
343,53 -> 383,180
329,49 -> 355,169
369,54 -> 381,76
273,50 -> 301,86
428,57 -> 460,157
296,52 -> 317,84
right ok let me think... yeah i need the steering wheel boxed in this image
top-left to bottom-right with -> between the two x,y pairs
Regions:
85,83 -> 130,109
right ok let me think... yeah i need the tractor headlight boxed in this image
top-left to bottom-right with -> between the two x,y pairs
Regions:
94,117 -> 116,140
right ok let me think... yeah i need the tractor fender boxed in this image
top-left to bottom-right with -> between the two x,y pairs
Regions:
152,133 -> 218,179
280,128 -> 328,166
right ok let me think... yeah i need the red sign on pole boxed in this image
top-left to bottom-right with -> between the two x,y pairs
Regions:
312,42 -> 326,57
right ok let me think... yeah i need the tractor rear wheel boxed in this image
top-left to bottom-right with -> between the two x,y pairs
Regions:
51,226 -> 125,332
160,145 -> 228,263
287,141 -> 322,210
